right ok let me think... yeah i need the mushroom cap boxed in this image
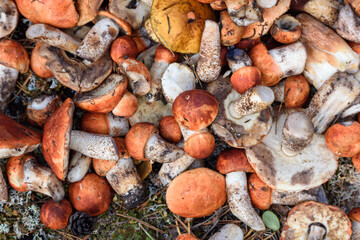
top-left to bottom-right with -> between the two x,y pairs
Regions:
0,0 -> 18,39
0,112 -> 42,159
352,153 -> 360,172
26,94 -> 61,127
220,10 -> 244,47
42,98 -> 74,180
150,0 -> 216,54
74,74 -> 128,113
14,0 -> 78,28
159,116 -> 182,144
6,154 -> 33,192
155,45 -> 180,63
270,15 -> 301,44
173,89 -> 219,131
112,90 -> 138,118
30,42 -> 53,78
69,173 -> 113,216
40,199 -> 72,230
216,148 -> 255,174
281,201 -> 352,240
166,168 -> 226,218
248,173 -> 272,210
284,75 -> 310,108
125,122 -> 159,161
111,36 -> 138,62
176,234 -> 200,240
230,66 -> 262,94
184,131 -> 215,159
246,111 -> 338,191
81,112 -> 109,135
0,40 -> 29,73
347,0 -> 360,17
349,207 -> 360,222
325,121 -> 360,157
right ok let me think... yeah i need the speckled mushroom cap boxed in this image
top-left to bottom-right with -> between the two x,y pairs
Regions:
42,98 -> 74,181
166,168 -> 226,218
246,111 -> 338,192
0,40 -> 29,73
281,201 -> 352,240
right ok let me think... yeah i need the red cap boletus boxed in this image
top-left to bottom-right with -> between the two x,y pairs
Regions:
40,199 -> 72,230
216,148 -> 255,175
0,39 -> 29,74
230,66 -> 262,94
166,168 -> 226,218
173,90 -> 219,131
6,154 -> 33,192
176,233 -> 200,240
281,201 -> 352,240
30,42 -> 53,78
69,173 -> 113,216
159,116 -> 182,144
325,121 -> 360,157
284,75 -> 310,108
183,131 -> 215,159
111,36 -> 138,62
248,173 -> 272,210
112,90 -> 138,118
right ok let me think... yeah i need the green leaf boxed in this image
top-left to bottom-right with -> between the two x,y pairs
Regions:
262,211 -> 280,231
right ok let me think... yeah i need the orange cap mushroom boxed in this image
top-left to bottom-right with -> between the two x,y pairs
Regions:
183,130 -> 215,159
216,148 -> 255,174
284,75 -> 310,108
30,42 -> 53,78
176,234 -> 200,240
270,15 -> 301,44
40,199 -> 72,230
230,66 -> 262,94
0,39 -> 29,73
248,173 -> 272,210
6,154 -> 33,192
353,153 -> 360,172
112,91 -> 138,118
26,94 -> 61,127
159,116 -> 182,144
111,36 -> 139,62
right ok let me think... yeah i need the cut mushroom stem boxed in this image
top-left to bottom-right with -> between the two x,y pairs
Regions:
226,171 -> 265,231
23,159 -> 65,201
106,157 -> 146,209
307,223 -> 326,240
281,112 -> 314,156
69,130 -> 119,160
229,85 -> 274,118
158,154 -> 196,186
67,151 -> 92,183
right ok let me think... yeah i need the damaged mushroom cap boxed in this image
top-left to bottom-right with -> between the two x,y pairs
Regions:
76,0 -> 103,26
0,112 -> 42,159
112,90 -> 138,118
166,168 -> 226,218
30,42 -> 53,78
159,116 -> 182,144
173,89 -> 219,131
69,173 -> 113,216
150,0 -> 216,53
109,0 -> 150,29
270,15 -> 301,44
6,154 -> 33,192
207,76 -> 272,148
336,4 -> 360,44
74,73 -> 128,113
217,148 -> 255,175
246,110 -> 338,192
0,0 -> 18,39
14,0 -> 78,28
281,201 -> 352,240
40,199 -> 72,230
26,94 -> 61,127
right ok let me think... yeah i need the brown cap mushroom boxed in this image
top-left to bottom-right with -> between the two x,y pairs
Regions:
181,126 -> 215,159
159,116 -> 182,144
230,66 -> 262,94
26,94 -> 61,127
281,201 -> 352,240
166,168 -> 226,218
270,15 -> 301,44
40,199 -> 72,230
220,10 -> 244,46
30,42 -> 53,79
217,148 -> 255,174
111,36 -> 139,62
112,90 -> 138,118
6,154 -> 33,192
69,173 -> 113,216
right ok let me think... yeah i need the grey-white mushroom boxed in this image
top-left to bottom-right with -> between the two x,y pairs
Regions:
158,154 -> 195,186
67,151 -> 92,183
0,64 -> 19,112
227,0 -> 262,27
226,48 -> 252,73
256,0 -> 277,8
109,0 -> 150,29
0,0 -> 18,39
336,4 -> 360,44
209,224 -> 244,240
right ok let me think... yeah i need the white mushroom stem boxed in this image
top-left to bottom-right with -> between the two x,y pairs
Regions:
136,44 -> 159,69
144,133 -> 185,163
269,42 -> 307,79
226,171 -> 265,231
226,48 -> 252,73
0,169 -> 7,203
209,224 -> 244,240
307,224 -> 326,240
67,151 -> 92,183
158,154 -> 195,186
70,130 -> 119,160
351,220 -> 360,239
196,20 -> 221,83
336,4 -> 360,44
146,58 -> 170,102
341,95 -> 360,118
0,0 -> 18,39
106,157 -> 146,209
76,18 -> 119,62
256,0 -> 277,8
0,65 -> 18,112
23,159 -> 65,202
229,85 -> 274,118
270,80 -> 285,103
281,112 -> 314,156
26,24 -> 81,54
108,113 -> 130,137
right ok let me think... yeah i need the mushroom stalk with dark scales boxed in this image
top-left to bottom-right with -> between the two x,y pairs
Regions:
67,152 -> 92,183
158,154 -> 195,186
0,170 -> 7,203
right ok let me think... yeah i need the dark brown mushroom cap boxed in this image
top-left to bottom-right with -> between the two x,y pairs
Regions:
69,173 -> 113,216
42,98 -> 74,181
166,168 -> 226,218
349,207 -> 360,222
216,148 -> 255,174
173,89 -> 219,131
281,201 -> 352,240
40,199 -> 73,230
0,112 -> 42,159
125,122 -> 158,161
6,154 -> 33,192
0,39 -> 29,73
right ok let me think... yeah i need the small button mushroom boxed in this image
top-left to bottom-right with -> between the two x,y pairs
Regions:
172,89 -> 219,131
220,10 -> 244,46
81,112 -> 130,137
0,112 -> 42,158
217,148 -> 265,231
106,157 -> 146,209
196,20 -> 221,83
111,36 -> 139,62
26,94 -> 61,128
30,42 -> 54,79
42,98 -> 119,180
74,73 -> 128,113
180,126 -> 215,159
0,0 -> 18,39
112,90 -> 138,118
0,40 -> 29,112
159,116 -> 182,144
76,0 -> 103,26
69,173 -> 113,216
349,207 -> 360,239
125,122 -> 184,163
40,199 -> 72,230
270,15 -> 301,44
209,224 -> 243,240
281,201 -> 352,240
166,168 -> 226,218
249,41 -> 307,86
66,152 -> 92,183
6,154 -> 33,192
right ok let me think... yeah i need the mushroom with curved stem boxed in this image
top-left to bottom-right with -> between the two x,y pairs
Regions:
67,152 -> 92,183
349,207 -> 360,239
26,94 -> 61,128
106,157 -> 147,209
217,148 -> 265,231
0,0 -> 18,39
209,224 -> 243,240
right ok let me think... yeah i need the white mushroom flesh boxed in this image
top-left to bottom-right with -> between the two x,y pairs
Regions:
67,151 -> 92,183
256,0 -> 277,8
209,223 -> 244,240
108,113 -> 130,136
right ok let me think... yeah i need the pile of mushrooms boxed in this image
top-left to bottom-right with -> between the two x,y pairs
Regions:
2,0 -> 360,238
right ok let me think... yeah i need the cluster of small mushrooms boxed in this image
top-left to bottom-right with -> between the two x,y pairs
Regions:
2,0 -> 360,238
